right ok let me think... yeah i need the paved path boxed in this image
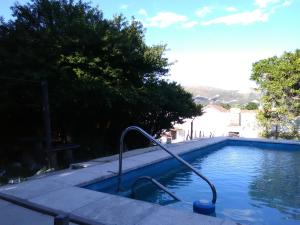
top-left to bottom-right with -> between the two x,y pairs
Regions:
0,199 -> 79,225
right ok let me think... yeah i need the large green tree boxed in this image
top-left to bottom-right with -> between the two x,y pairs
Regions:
0,0 -> 201,162
251,50 -> 300,139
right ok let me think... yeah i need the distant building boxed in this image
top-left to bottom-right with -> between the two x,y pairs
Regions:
166,105 -> 260,143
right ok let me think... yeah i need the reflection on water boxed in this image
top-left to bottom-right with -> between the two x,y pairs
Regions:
133,146 -> 300,225
249,150 -> 300,220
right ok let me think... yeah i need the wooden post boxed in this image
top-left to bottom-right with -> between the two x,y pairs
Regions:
54,215 -> 69,225
41,81 -> 57,168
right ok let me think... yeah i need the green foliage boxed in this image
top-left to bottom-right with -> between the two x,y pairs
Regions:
251,50 -> 300,139
243,102 -> 259,110
0,0 -> 201,162
220,103 -> 231,110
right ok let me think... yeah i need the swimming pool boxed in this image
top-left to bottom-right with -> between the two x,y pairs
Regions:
84,140 -> 300,225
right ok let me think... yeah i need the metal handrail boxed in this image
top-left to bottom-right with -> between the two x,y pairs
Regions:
117,126 -> 217,204
131,176 -> 181,201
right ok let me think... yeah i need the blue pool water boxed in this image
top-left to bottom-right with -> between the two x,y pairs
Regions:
84,141 -> 300,225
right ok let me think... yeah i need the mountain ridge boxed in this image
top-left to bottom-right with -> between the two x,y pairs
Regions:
184,85 -> 260,105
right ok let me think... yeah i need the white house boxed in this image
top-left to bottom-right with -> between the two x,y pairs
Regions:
168,105 -> 260,143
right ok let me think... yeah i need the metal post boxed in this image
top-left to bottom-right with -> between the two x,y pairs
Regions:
132,176 -> 181,201
190,121 -> 193,140
54,215 -> 69,225
41,81 -> 56,168
190,117 -> 195,140
275,124 -> 279,139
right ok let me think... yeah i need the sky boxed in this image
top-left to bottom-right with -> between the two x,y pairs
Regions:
1,0 -> 300,91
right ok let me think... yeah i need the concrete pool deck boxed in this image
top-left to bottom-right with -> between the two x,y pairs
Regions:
0,137 -> 299,225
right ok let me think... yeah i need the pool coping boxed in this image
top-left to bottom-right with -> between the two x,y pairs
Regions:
0,137 -> 299,225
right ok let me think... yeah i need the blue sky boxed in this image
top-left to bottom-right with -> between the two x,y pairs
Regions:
1,0 -> 300,90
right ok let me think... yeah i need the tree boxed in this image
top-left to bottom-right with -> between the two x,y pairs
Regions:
0,0 -> 202,165
220,103 -> 231,110
251,50 -> 300,139
243,102 -> 259,110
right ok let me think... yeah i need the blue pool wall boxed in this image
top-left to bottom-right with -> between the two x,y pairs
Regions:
227,139 -> 300,151
83,139 -> 300,194
83,140 -> 227,193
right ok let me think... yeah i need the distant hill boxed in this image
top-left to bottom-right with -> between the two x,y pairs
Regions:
184,86 -> 260,106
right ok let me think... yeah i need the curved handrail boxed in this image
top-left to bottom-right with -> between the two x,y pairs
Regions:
117,126 -> 217,204
132,176 -> 181,201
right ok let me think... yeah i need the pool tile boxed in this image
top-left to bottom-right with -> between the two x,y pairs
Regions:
30,187 -> 108,212
71,194 -> 157,225
47,169 -> 112,186
0,179 -> 68,200
0,199 -> 11,209
136,206 -> 227,225
0,203 -> 54,225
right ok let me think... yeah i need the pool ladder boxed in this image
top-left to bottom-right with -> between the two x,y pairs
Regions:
117,126 -> 217,208
131,176 -> 181,201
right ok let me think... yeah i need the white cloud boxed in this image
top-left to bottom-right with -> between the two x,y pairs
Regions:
268,0 -> 292,14
145,12 -> 188,28
196,6 -> 212,18
254,0 -> 279,8
182,21 -> 198,28
201,9 -> 269,26
120,4 -> 128,10
282,0 -> 292,7
226,6 -> 238,12
138,9 -> 147,16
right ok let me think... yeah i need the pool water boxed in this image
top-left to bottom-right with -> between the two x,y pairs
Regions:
131,146 -> 300,225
